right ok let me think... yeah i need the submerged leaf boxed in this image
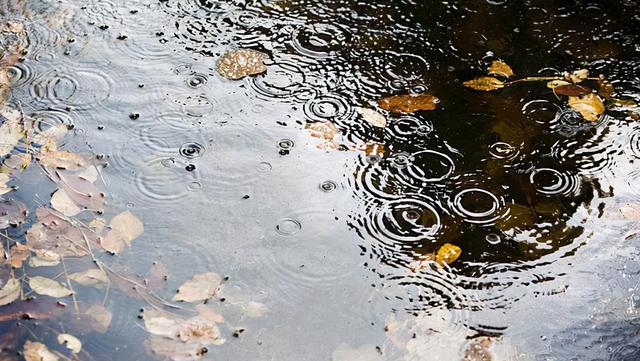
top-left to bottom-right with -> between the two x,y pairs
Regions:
436,243 -> 462,266
85,304 -> 112,333
487,60 -> 514,78
0,277 -> 21,306
0,107 -> 24,158
101,211 -> 144,254
57,334 -> 81,354
0,198 -> 27,229
26,207 -> 96,257
29,276 -> 73,298
356,107 -> 387,128
377,93 -> 438,114
216,49 -> 268,80
463,77 -> 505,91
23,341 -> 59,361
37,151 -> 90,170
568,93 -> 605,122
68,269 -> 109,288
29,249 -> 61,268
50,189 -> 81,217
145,336 -> 209,361
173,272 -> 222,302
9,242 -> 29,268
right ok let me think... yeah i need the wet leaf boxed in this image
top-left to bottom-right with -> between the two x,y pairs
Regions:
142,309 -> 224,345
462,337 -> 493,361
436,243 -> 462,266
598,76 -> 615,99
620,204 -> 640,222
377,93 -> 438,113
564,69 -> 589,83
101,211 -> 144,254
85,304 -> 112,333
68,269 -> 109,288
88,217 -> 106,233
547,80 -> 571,89
9,243 -> 29,268
0,107 -> 24,158
48,170 -> 104,212
408,253 -> 435,272
57,334 -> 81,354
173,272 -> 222,302
553,84 -> 592,96
37,151 -> 90,170
487,60 -> 514,78
29,276 -> 73,298
356,107 -> 387,128
0,198 -> 27,229
0,278 -> 20,306
463,77 -> 505,91
1,22 -> 24,33
216,49 -> 268,80
145,336 -> 208,361
363,142 -> 385,157
568,93 -> 605,122
23,341 -> 59,361
26,207 -> 95,257
50,189 -> 81,217
611,98 -> 638,108
29,249 -> 61,268
0,173 -> 12,195
305,121 -> 339,141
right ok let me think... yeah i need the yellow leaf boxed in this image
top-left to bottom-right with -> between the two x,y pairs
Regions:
568,94 -> 605,122
547,80 -> 571,89
356,107 -> 387,128
57,334 -> 82,354
436,243 -> 462,266
29,276 -> 74,298
24,341 -> 59,361
487,60 -> 514,78
216,49 -> 268,80
377,93 -> 438,114
564,69 -> 589,83
0,277 -> 21,306
463,77 -> 505,91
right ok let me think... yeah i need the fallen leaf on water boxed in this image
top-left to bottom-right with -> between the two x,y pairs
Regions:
47,170 -> 104,212
547,80 -> 571,89
363,142 -> 385,157
144,336 -> 209,361
101,211 -> 143,254
462,337 -> 494,361
487,60 -> 514,78
0,107 -> 24,158
9,243 -> 29,268
57,334 -> 81,354
68,269 -> 109,288
241,301 -> 269,319
216,49 -> 268,80
356,107 -> 387,128
85,304 -> 112,333
436,243 -> 462,266
88,217 -> 106,233
29,276 -> 73,298
1,22 -> 24,33
23,341 -> 59,361
378,93 -> 439,113
0,198 -> 27,229
305,121 -> 339,141
463,77 -> 505,91
195,304 -> 225,323
26,207 -> 96,257
28,249 -> 61,268
564,69 -> 589,83
553,84 -> 592,96
145,261 -> 168,291
620,204 -> 640,222
0,278 -> 20,306
37,151 -> 90,170
408,253 -> 436,273
173,272 -> 222,302
568,93 -> 605,122
50,189 -> 81,217
0,174 -> 13,195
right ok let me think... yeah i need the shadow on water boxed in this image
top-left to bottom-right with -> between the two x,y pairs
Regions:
1,0 -> 640,360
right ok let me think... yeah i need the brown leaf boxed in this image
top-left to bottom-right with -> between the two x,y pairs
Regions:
101,211 -> 144,254
47,169 -> 104,212
553,84 -> 592,96
28,249 -> 61,268
463,77 -> 505,91
462,337 -> 494,361
547,80 -> 571,89
0,278 -> 20,306
568,93 -> 605,122
9,243 -> 29,268
0,107 -> 24,158
356,107 -> 387,128
216,49 -> 268,80
1,22 -> 24,33
620,204 -> 640,222
23,341 -> 59,361
436,243 -> 462,266
377,93 -> 439,114
50,189 -> 81,216
305,121 -> 339,141
173,272 -> 222,303
487,60 -> 514,78
0,173 -> 12,195
26,207 -> 96,257
0,199 -> 27,229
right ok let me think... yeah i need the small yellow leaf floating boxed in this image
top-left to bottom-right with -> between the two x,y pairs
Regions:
356,107 -> 387,128
216,49 -> 268,80
463,77 -> 505,91
568,93 -> 605,122
29,276 -> 74,298
101,211 -> 144,255
57,333 -> 82,354
173,272 -> 222,303
436,243 -> 462,266
377,93 -> 438,114
487,60 -> 514,78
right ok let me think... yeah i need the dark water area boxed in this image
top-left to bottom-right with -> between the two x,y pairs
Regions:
1,0 -> 640,360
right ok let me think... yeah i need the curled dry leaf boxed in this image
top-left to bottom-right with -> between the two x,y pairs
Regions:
568,93 -> 605,122
216,49 -> 268,80
9,243 -> 29,268
487,60 -> 514,78
50,189 -> 81,216
553,84 -> 592,97
26,207 -> 96,257
0,198 -> 27,229
23,341 -> 59,361
463,77 -> 505,91
68,269 -> 109,288
0,277 -> 20,306
356,107 -> 387,128
29,276 -> 74,298
29,249 -> 61,268
436,243 -> 462,266
173,272 -> 222,302
101,211 -> 144,254
378,93 -> 438,114
57,334 -> 81,354
564,68 -> 589,83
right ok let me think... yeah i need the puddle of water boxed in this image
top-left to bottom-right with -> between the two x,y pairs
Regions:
1,0 -> 640,360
